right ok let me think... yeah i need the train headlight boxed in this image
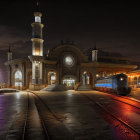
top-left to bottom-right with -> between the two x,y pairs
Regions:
120,78 -> 123,81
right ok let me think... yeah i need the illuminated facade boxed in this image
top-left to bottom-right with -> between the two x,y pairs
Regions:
127,70 -> 140,88
28,10 -> 44,90
5,8 -> 138,90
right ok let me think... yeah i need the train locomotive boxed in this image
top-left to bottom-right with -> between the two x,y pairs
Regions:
95,73 -> 131,95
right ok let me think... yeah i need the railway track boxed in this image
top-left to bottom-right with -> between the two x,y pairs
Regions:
101,92 -> 140,110
22,92 -> 50,140
28,91 -> 63,122
6,92 -> 50,140
22,92 -> 29,140
81,93 -> 140,139
28,91 -> 74,140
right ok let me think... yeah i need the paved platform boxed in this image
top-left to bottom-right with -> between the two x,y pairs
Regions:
1,90 -> 140,139
35,90 -> 113,140
128,89 -> 140,100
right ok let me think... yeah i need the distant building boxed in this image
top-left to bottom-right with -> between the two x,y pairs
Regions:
127,70 -> 140,88
5,6 -> 137,90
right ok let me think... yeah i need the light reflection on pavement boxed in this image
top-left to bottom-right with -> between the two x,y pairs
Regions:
109,99 -> 140,127
1,90 -> 140,139
79,91 -> 140,133
0,96 -> 4,131
0,92 -> 25,138
35,90 -> 114,139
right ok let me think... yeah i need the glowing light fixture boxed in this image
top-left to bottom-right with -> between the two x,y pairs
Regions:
64,55 -> 74,67
96,74 -> 99,77
65,57 -> 73,65
120,78 -> 123,81
34,50 -> 40,56
35,16 -> 41,23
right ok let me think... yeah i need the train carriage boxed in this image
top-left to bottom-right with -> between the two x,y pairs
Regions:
95,73 -> 131,95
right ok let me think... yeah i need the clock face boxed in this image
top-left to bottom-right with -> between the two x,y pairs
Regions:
64,55 -> 74,67
35,16 -> 41,23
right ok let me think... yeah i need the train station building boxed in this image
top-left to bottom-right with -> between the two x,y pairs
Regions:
127,70 -> 140,89
5,8 -> 138,90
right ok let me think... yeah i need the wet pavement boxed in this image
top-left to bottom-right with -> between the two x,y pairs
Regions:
128,89 -> 140,100
34,91 -> 113,140
1,90 -> 140,139
0,92 -> 27,139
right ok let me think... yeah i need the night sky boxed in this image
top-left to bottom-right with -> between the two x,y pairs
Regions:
0,1 -> 140,82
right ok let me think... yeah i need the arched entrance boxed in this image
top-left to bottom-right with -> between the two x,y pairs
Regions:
48,72 -> 56,85
15,70 -> 22,89
82,72 -> 92,85
134,77 -> 137,88
138,77 -> 140,88
63,76 -> 76,90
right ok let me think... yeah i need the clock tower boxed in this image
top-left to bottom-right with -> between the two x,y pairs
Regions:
29,2 -> 44,90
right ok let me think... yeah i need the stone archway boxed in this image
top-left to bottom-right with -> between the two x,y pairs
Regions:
48,72 -> 56,85
14,70 -> 22,89
82,71 -> 92,85
134,77 -> 137,88
138,77 -> 140,88
62,75 -> 76,90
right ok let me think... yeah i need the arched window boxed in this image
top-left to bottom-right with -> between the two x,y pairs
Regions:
134,77 -> 137,86
82,72 -> 90,85
48,72 -> 56,85
15,70 -> 22,87
138,77 -> 140,88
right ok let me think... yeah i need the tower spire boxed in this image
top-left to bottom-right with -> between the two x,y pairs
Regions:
8,45 -> 11,52
36,1 -> 40,12
28,1 -> 44,90
94,43 -> 97,50
8,45 -> 12,61
92,43 -> 98,62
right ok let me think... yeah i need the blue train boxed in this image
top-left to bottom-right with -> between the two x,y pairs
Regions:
95,73 -> 131,95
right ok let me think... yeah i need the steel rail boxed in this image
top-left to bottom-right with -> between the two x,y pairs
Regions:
103,91 -> 140,103
101,92 -> 140,110
114,94 -> 140,103
34,97 -> 51,140
28,91 -> 62,122
111,98 -> 140,110
82,94 -> 140,137
28,91 -> 75,140
22,92 -> 29,140
120,96 -> 140,103
22,92 -> 50,140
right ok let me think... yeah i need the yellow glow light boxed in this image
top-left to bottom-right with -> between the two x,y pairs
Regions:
120,78 -> 123,81
96,74 -> 99,77
34,51 -> 40,56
